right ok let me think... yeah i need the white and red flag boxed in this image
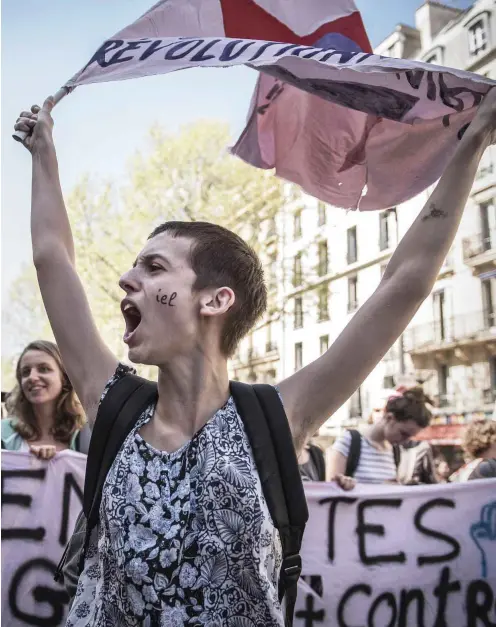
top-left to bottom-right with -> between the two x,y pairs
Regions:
62,0 -> 494,210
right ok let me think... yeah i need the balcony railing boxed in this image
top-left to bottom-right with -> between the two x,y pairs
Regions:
404,310 -> 496,352
476,163 -> 493,180
462,230 -> 495,261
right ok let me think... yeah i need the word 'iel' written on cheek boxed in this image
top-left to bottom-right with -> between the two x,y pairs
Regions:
156,290 -> 177,306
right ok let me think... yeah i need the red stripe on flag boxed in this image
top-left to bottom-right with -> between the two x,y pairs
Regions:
220,0 -> 372,53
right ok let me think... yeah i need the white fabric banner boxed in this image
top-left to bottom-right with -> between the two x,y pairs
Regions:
295,480 -> 496,626
2,449 -> 494,626
1,450 -> 86,627
64,33 -> 496,210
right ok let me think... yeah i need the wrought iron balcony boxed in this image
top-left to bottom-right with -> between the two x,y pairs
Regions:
404,310 -> 496,353
462,230 -> 495,263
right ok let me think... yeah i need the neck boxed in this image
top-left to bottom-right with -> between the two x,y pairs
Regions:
365,421 -> 387,445
32,402 -> 56,438
481,443 -> 496,459
155,349 -> 230,439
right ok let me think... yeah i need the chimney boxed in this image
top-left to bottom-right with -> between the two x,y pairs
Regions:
415,1 -> 462,49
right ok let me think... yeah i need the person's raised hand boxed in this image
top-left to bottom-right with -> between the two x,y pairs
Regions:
14,97 -> 55,154
30,444 -> 57,460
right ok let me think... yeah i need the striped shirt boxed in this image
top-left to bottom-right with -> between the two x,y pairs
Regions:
333,431 -> 397,484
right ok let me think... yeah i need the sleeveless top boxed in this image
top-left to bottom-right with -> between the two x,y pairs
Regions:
66,364 -> 283,626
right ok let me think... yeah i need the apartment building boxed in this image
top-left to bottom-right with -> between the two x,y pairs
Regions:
231,0 -> 496,444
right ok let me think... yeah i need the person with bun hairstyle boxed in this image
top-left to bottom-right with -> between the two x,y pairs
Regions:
329,387 -> 432,489
463,419 -> 496,480
2,340 -> 87,459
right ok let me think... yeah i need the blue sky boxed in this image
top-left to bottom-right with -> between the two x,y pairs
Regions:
1,0 -> 473,296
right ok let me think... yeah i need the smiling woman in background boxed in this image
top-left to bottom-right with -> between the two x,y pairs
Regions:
2,340 -> 87,459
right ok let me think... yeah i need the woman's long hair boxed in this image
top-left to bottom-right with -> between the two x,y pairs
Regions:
8,340 -> 85,443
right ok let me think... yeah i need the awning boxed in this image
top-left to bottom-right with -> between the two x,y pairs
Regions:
414,424 -> 464,445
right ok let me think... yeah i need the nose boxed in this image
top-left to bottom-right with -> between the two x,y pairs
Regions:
119,267 -> 140,294
25,369 -> 39,385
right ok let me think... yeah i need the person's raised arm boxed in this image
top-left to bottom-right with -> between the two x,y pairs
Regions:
15,99 -> 118,425
279,89 -> 496,451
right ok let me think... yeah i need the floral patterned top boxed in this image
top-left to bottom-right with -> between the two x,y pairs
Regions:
66,364 -> 283,627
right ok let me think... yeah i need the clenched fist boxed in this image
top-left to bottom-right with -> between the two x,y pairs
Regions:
14,97 -> 55,154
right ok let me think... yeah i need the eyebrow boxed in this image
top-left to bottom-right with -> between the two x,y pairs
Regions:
132,253 -> 171,269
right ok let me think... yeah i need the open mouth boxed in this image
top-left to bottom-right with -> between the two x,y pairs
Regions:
121,300 -> 142,343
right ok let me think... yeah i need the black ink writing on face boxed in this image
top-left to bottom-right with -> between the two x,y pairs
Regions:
318,496 -> 357,562
414,499 -> 460,565
156,290 -> 177,306
1,469 -> 46,541
8,558 -> 69,627
356,498 -> 406,566
466,580 -> 495,627
422,205 -> 448,221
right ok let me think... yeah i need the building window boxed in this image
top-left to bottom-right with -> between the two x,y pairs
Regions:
482,279 -> 495,328
268,253 -> 277,292
348,276 -> 358,313
469,20 -> 488,56
320,335 -> 329,355
294,297 -> 303,329
480,201 -> 493,251
295,342 -> 303,371
317,240 -> 329,277
294,209 -> 302,239
318,285 -> 329,321
433,290 -> 446,341
293,253 -> 302,287
438,364 -> 450,407
489,357 -> 496,402
349,387 -> 362,419
347,227 -> 358,264
266,322 -> 276,353
379,212 -> 390,251
318,201 -> 326,226
383,375 -> 395,389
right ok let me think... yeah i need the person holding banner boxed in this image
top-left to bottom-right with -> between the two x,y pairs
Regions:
329,387 -> 432,488
13,89 -> 496,626
2,340 -> 87,459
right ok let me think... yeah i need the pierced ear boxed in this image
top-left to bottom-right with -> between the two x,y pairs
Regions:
200,287 -> 235,318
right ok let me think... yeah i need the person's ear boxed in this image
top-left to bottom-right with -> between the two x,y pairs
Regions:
199,286 -> 235,318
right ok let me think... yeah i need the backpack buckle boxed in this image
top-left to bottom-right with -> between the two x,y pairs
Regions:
282,554 -> 302,583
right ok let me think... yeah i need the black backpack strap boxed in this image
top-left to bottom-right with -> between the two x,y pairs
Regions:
345,429 -> 362,477
78,374 -> 158,572
392,444 -> 401,470
308,444 -> 326,481
85,374 -> 158,527
230,381 -> 308,627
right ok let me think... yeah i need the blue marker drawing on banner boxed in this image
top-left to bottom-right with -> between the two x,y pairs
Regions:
470,500 -> 496,578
